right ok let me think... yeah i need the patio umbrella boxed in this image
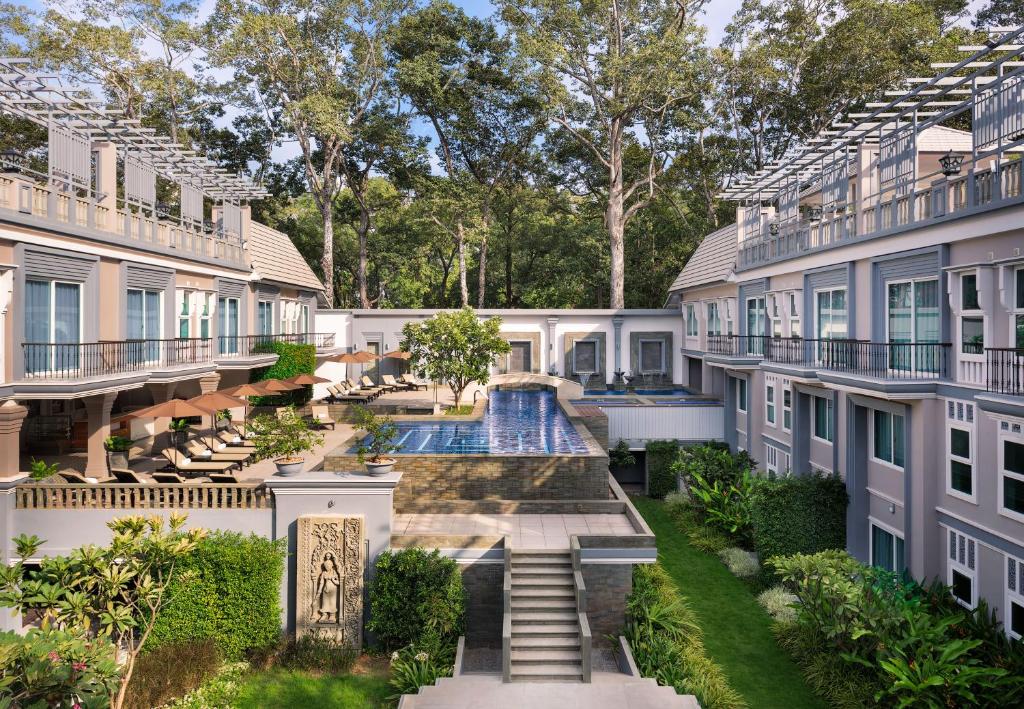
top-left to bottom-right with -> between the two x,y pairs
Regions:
260,378 -> 303,392
220,382 -> 272,433
189,392 -> 247,448
326,350 -> 380,383
285,373 -> 332,401
382,349 -> 412,379
127,399 -> 213,473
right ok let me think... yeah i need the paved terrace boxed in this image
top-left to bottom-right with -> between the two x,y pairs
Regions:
394,512 -> 637,549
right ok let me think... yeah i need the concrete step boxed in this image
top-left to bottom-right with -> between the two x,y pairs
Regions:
511,576 -> 574,587
511,587 -> 575,599
511,599 -> 577,611
511,610 -> 578,624
511,623 -> 580,637
511,553 -> 571,564
510,649 -> 582,664
511,566 -> 573,577
510,635 -> 580,649
509,665 -> 584,682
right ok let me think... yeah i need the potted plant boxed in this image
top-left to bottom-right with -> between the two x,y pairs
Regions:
250,406 -> 324,476
104,435 -> 133,471
352,405 -> 400,475
168,418 -> 190,447
28,458 -> 59,481
215,409 -> 232,429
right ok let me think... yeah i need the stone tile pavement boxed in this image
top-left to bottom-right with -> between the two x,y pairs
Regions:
393,513 -> 637,548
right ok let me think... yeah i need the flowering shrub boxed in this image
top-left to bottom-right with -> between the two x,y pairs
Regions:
0,627 -> 119,707
387,645 -> 454,700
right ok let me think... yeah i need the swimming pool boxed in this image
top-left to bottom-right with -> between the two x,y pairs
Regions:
349,389 -> 590,455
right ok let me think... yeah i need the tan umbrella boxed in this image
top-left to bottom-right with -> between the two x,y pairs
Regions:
285,374 -> 332,385
327,350 -> 381,383
260,378 -> 303,392
219,383 -> 272,433
128,399 -> 213,473
383,349 -> 411,379
189,392 -> 247,448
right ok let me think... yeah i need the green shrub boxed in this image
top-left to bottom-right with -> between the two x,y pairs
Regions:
672,443 -> 755,488
149,532 -> 285,660
276,632 -> 359,674
663,490 -> 690,518
773,622 -> 880,709
387,643 -> 455,700
645,440 -> 679,499
756,586 -> 798,624
625,564 -> 746,709
0,627 -> 120,707
718,547 -> 759,578
749,474 -> 847,562
368,548 -> 466,652
124,640 -> 221,709
251,342 -> 316,405
162,662 -> 248,709
688,470 -> 756,547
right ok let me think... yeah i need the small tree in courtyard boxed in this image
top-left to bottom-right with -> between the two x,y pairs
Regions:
0,514 -> 206,709
400,307 -> 511,407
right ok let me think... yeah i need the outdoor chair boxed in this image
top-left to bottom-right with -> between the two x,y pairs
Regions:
327,384 -> 376,404
111,468 -> 153,484
382,374 -> 414,391
58,470 -> 115,484
401,373 -> 428,390
217,430 -> 257,449
152,472 -> 210,484
161,448 -> 241,474
185,439 -> 252,466
363,375 -> 396,392
208,472 -> 241,484
343,379 -> 384,397
306,404 -> 337,430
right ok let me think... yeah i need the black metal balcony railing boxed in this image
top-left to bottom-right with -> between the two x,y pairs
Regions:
987,348 -> 1024,396
707,334 -> 769,357
216,332 -> 336,357
22,338 -> 212,380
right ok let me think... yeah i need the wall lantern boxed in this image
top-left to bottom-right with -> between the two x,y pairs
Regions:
1,148 -> 27,173
768,222 -> 780,236
939,150 -> 964,177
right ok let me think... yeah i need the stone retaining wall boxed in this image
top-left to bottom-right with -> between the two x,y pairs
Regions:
582,563 -> 632,645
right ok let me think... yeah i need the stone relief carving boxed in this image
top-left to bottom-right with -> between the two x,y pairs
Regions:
296,514 -> 364,647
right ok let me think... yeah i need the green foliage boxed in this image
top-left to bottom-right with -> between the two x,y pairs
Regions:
27,457 -> 58,480
644,440 -> 679,499
749,474 -> 847,562
149,532 -> 285,661
672,443 -> 755,488
401,307 -> 511,406
252,342 -> 316,406
352,405 -> 401,464
0,514 -> 205,709
756,586 -> 798,625
625,563 -> 746,709
168,417 -> 191,432
249,407 -> 324,462
770,550 -> 1024,707
124,640 -> 221,709
162,662 -> 249,709
773,622 -> 881,709
609,439 -> 637,468
688,470 -> 756,547
0,626 -> 120,708
276,632 -> 358,675
718,547 -> 759,578
387,644 -> 454,700
367,548 -> 466,652
103,435 -> 133,452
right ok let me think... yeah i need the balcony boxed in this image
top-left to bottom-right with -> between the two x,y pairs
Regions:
737,161 -> 1024,271
216,332 -> 337,358
707,335 -> 767,358
20,338 -> 213,381
986,348 -> 1024,396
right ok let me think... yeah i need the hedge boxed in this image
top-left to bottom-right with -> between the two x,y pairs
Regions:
749,474 -> 848,562
645,440 -> 679,499
367,548 -> 465,652
148,532 -> 285,660
251,342 -> 316,406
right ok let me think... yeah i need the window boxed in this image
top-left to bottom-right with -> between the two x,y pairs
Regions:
746,296 -> 766,354
871,523 -> 905,573
961,272 -> 984,355
815,288 -> 848,340
948,425 -> 973,499
770,295 -> 782,338
685,304 -> 698,337
639,340 -> 665,374
706,302 -> 720,336
947,530 -> 977,609
217,296 -> 239,354
127,288 -> 162,363
766,380 -> 776,425
765,443 -> 790,476
573,339 -> 598,374
199,293 -> 211,339
257,301 -> 274,336
872,409 -> 905,467
1001,438 -> 1024,518
783,387 -> 792,431
887,279 -> 939,373
736,377 -> 747,413
24,279 -> 81,373
789,292 -> 800,337
177,289 -> 191,338
1006,555 -> 1024,640
1015,268 -> 1024,350
814,396 -> 834,443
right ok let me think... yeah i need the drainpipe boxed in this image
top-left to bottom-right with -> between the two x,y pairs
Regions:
612,315 -> 624,386
546,317 -> 558,376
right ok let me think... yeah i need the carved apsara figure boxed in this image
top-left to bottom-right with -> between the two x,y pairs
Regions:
312,551 -> 342,623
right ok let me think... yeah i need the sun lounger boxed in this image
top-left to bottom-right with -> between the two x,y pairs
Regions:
342,379 -> 383,398
58,471 -> 115,484
185,439 -> 252,466
382,374 -> 414,391
152,472 -> 210,484
161,448 -> 241,474
401,373 -> 428,390
111,468 -> 153,484
328,384 -> 376,403
306,404 -> 337,430
209,473 -> 241,484
362,375 -> 396,392
217,430 -> 257,448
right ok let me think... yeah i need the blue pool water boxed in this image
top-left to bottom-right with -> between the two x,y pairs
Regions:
350,390 -> 590,455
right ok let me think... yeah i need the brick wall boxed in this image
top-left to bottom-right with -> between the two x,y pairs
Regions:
582,563 -> 632,645
324,450 -> 611,509
572,406 -> 609,450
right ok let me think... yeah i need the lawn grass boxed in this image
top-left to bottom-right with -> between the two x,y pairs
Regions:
631,495 -> 825,709
231,669 -> 392,708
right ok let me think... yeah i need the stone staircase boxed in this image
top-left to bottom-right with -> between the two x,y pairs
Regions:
507,549 -> 585,682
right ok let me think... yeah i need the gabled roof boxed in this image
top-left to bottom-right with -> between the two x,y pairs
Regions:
917,125 -> 972,153
668,223 -> 737,293
247,222 -> 325,294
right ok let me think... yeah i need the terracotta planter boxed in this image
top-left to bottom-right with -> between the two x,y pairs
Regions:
275,458 -> 305,476
365,458 -> 396,476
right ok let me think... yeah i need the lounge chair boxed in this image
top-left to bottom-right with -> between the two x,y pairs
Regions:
327,384 -> 375,404
217,430 -> 257,449
306,404 -> 336,430
362,375 -> 396,392
153,472 -> 210,484
111,468 -> 153,484
401,373 -> 428,390
185,439 -> 252,466
209,472 -> 240,484
161,448 -> 241,474
58,471 -> 115,484
382,374 -> 414,391
342,379 -> 383,398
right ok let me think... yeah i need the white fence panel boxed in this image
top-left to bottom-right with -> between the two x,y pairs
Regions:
601,404 -> 724,443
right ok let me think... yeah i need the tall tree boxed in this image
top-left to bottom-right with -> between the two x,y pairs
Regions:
974,0 -> 1024,27
499,0 -> 709,309
392,1 -> 544,308
206,0 -> 409,306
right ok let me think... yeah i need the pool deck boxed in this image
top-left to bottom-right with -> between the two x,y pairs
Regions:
394,512 -> 637,548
